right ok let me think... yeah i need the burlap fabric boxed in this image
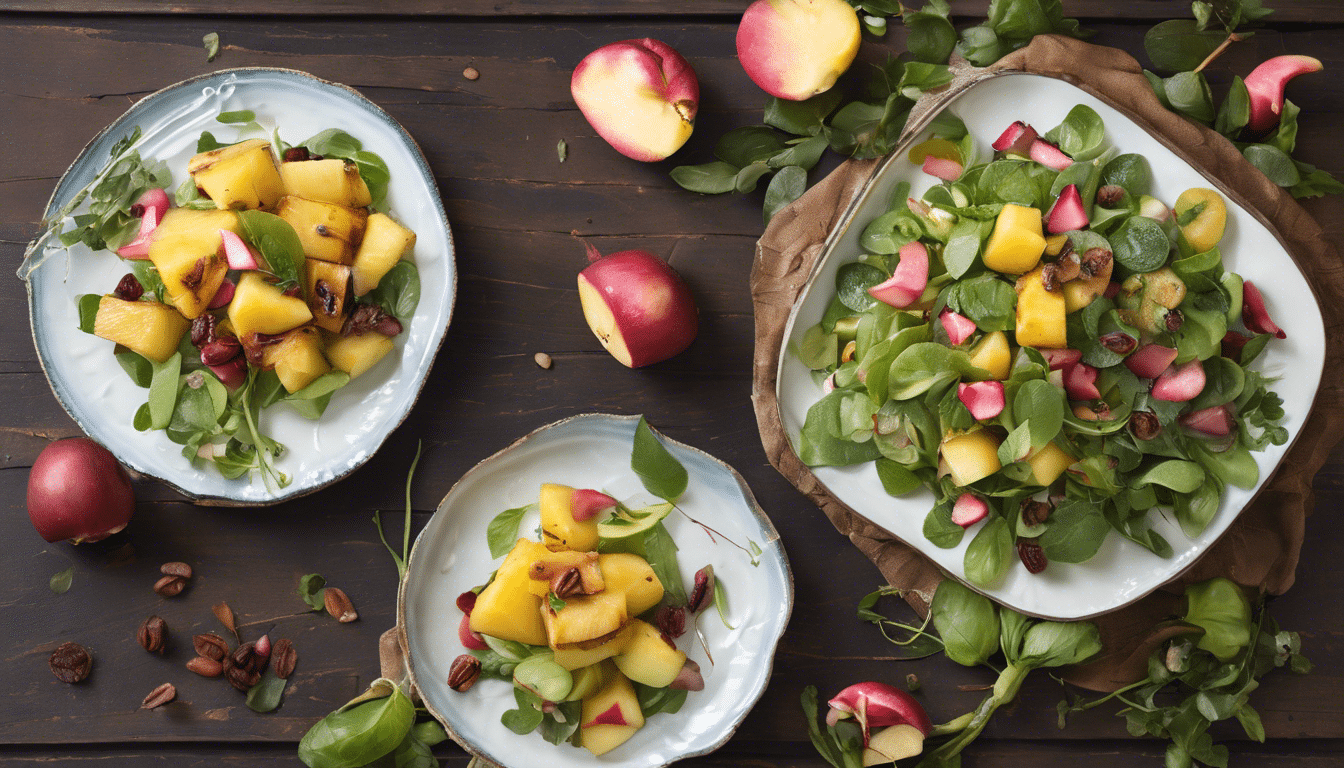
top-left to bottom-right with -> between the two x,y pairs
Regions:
750,35 -> 1344,691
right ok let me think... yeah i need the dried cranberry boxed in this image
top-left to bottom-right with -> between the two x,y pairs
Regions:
342,303 -> 402,337
190,315 -> 218,348
1098,332 -> 1137,355
1080,248 -> 1113,278
128,203 -> 146,218
114,273 -> 143,302
1164,309 -> 1185,333
314,279 -> 338,316
1017,539 -> 1048,574
282,147 -> 311,162
200,337 -> 242,366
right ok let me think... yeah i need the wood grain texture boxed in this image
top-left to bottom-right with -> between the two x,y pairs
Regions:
0,8 -> 1341,766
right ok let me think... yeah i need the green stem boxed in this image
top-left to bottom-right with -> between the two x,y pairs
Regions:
922,664 -> 1030,763
1068,677 -> 1152,714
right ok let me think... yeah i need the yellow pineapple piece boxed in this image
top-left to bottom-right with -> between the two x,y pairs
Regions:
323,330 -> 395,379
597,553 -> 664,616
305,259 -> 352,334
611,619 -> 686,688
540,483 -> 600,552
279,158 -> 372,208
470,538 -> 550,646
148,208 -> 239,319
579,662 -> 644,756
968,330 -> 1011,380
940,429 -> 1002,486
542,590 -> 629,650
187,138 -> 285,211
1014,265 -> 1067,348
982,203 -> 1046,274
228,271 -> 313,338
553,626 -> 633,671
1027,441 -> 1076,486
261,326 -> 330,393
352,213 -> 416,295
92,296 -> 189,363
275,195 -> 368,265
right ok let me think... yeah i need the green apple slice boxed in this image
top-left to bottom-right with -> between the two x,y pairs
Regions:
596,502 -> 674,540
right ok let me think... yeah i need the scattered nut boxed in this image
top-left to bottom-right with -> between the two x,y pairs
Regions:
49,642 -> 93,683
186,657 -> 223,678
272,639 -> 297,679
324,587 -> 358,623
141,683 -> 177,709
448,654 -> 482,692
193,633 -> 230,662
153,575 -> 187,597
138,616 -> 167,654
534,352 -> 553,369
463,66 -> 480,81
160,562 -> 193,579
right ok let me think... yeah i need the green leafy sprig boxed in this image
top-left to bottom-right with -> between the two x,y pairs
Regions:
374,441 -> 423,581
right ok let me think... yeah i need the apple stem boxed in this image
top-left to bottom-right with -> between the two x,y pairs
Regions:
1193,32 -> 1244,73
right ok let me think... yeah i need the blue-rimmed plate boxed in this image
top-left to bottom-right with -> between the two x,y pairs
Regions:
398,414 -> 793,768
20,68 -> 455,505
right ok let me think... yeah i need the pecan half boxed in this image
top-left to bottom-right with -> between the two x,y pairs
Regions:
1096,185 -> 1126,207
186,657 -> 223,677
549,567 -> 584,600
1129,411 -> 1162,440
153,575 -> 188,597
49,642 -> 93,683
448,654 -> 482,692
182,258 -> 205,290
160,562 -> 193,579
193,633 -> 230,661
1017,539 -> 1048,574
1020,499 -> 1052,528
324,587 -> 358,623
342,303 -> 402,337
141,683 -> 177,709
272,639 -> 297,679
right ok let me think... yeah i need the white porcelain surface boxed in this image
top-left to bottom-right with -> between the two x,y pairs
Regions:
400,414 -> 792,768
21,68 -> 455,504
777,73 -> 1325,619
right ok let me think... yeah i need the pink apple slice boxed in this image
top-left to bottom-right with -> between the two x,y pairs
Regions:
922,156 -> 963,182
1180,404 -> 1235,436
1045,184 -> 1089,233
1242,280 -> 1286,339
571,488 -> 618,521
571,38 -> 699,162
951,492 -> 989,528
115,203 -> 166,259
992,120 -> 1038,155
827,681 -> 933,743
219,229 -> 261,271
1124,344 -> 1178,379
1039,348 -> 1082,371
1028,138 -> 1073,171
458,614 -> 488,650
1064,362 -> 1100,400
1152,359 -> 1206,402
957,380 -> 1005,420
939,309 -> 977,345
1244,55 -> 1323,133
867,242 -> 928,309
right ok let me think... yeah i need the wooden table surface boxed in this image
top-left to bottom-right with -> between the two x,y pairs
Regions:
2,3 -> 1341,766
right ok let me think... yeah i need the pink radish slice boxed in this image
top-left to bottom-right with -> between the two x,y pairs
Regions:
868,242 -> 929,309
1242,281 -> 1286,339
1046,184 -> 1089,233
940,309 -> 977,345
822,372 -> 836,394
951,493 -> 989,528
1180,404 -> 1235,436
1064,362 -> 1100,400
992,121 -> 1038,155
207,278 -> 236,310
922,156 -> 963,181
219,229 -> 260,270
571,489 -> 618,521
1039,348 -> 1082,371
115,204 -> 163,259
957,380 -> 1005,420
459,614 -> 488,650
1152,359 -> 1206,402
134,187 -> 170,213
1028,138 -> 1073,171
1124,344 -> 1179,379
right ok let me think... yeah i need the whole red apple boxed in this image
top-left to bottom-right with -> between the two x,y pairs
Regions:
27,438 -> 135,543
571,39 -> 699,162
577,245 -> 698,368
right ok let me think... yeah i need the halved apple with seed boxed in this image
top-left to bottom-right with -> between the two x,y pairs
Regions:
577,247 -> 698,368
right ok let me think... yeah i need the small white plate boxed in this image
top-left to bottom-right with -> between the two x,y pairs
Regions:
398,414 -> 793,768
776,72 -> 1325,620
20,68 -> 455,505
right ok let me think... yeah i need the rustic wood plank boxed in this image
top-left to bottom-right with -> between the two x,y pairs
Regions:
1,0 -> 1344,23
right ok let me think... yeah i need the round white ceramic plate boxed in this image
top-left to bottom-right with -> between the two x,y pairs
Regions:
20,68 -> 455,505
398,414 -> 793,768
776,72 -> 1325,620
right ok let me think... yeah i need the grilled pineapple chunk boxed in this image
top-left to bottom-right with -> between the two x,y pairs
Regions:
228,271 -> 313,338
147,208 -> 239,319
279,158 -> 372,208
261,326 -> 330,393
305,259 -> 353,334
352,213 -> 416,295
323,330 -> 395,379
92,296 -> 190,363
187,138 -> 285,211
470,538 -> 550,646
275,195 -> 368,265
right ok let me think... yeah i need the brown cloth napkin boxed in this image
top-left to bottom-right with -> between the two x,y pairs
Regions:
750,35 -> 1344,692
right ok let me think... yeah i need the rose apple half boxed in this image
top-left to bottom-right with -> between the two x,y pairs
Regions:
571,39 -> 699,162
27,438 -> 135,543
578,245 -> 698,368
737,0 -> 861,101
